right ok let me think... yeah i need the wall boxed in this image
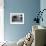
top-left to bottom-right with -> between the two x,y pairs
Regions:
4,0 -> 40,42
40,0 -> 46,27
0,0 -> 4,42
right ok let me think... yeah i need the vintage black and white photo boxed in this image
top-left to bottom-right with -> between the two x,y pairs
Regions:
10,13 -> 24,24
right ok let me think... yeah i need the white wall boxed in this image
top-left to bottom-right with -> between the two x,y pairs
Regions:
0,0 -> 4,42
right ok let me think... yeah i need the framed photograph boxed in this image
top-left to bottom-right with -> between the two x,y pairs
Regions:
10,13 -> 24,24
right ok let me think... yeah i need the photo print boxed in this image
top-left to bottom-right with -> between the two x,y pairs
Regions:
10,13 -> 24,24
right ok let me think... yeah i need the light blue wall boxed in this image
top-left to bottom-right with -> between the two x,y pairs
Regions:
4,0 -> 40,42
40,0 -> 46,27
